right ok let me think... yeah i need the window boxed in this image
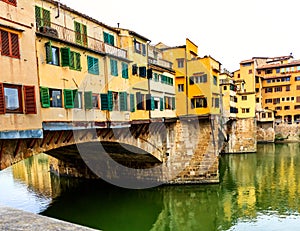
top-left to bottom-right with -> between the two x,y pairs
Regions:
136,92 -> 145,110
139,66 -> 146,77
282,98 -> 285,102
177,59 -> 184,68
242,63 -> 251,67
49,89 -> 62,107
241,108 -> 250,113
275,87 -> 282,92
1,0 -> 17,6
103,32 -> 114,46
74,91 -> 82,109
213,76 -> 218,85
130,94 -> 135,112
112,92 -> 119,111
295,77 -> 300,81
275,106 -> 282,110
35,6 -> 50,28
292,97 -> 294,101
74,21 -> 87,46
223,86 -> 227,91
237,74 -> 240,78
92,94 -> 100,109
119,92 -> 128,111
142,44 -> 146,56
276,68 -> 280,74
268,112 -> 272,118
84,91 -> 93,109
265,69 -> 273,74
265,99 -> 272,103
265,88 -> 272,93
256,98 -> 259,103
242,96 -> 247,100
286,86 -> 290,91
45,42 -> 59,65
178,84 -> 184,92
297,85 -> 300,90
273,98 -> 280,104
132,64 -> 138,75
284,106 -> 290,110
110,59 -> 118,76
256,88 -> 259,93
2,84 -> 22,113
262,113 -> 266,118
295,105 -> 300,109
122,62 -> 128,79
0,30 -> 20,58
153,73 -> 160,82
161,75 -> 173,85
191,98 -> 207,108
87,56 -> 99,75
70,51 -> 81,71
215,98 -> 219,108
297,96 -> 300,103
249,69 -> 253,74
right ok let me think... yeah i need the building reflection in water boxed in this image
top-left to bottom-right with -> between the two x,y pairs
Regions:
0,144 -> 300,231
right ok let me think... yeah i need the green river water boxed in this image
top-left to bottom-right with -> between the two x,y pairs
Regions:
0,143 -> 300,231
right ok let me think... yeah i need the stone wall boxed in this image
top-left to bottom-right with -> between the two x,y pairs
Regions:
275,124 -> 300,142
257,122 -> 275,143
225,118 -> 257,153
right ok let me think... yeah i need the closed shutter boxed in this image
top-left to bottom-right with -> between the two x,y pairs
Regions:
172,97 -> 176,110
132,64 -> 138,75
109,34 -> 114,46
119,92 -> 128,111
142,44 -> 146,56
130,94 -> 135,112
122,62 -> 128,79
10,33 -> 20,58
40,87 -> 50,108
0,83 -> 5,114
35,6 -> 42,28
75,53 -> 81,70
42,9 -> 51,27
73,90 -> 80,108
24,86 -> 37,114
82,24 -> 88,46
61,47 -> 70,67
74,21 -> 81,44
45,41 -> 52,63
136,92 -> 142,110
151,96 -> 155,111
146,94 -> 151,110
107,91 -> 113,111
1,30 -> 10,56
160,97 -> 164,111
139,66 -> 146,77
100,94 -> 108,110
64,89 -> 74,108
84,91 -> 93,109
103,32 -> 109,44
147,69 -> 153,79
110,59 -> 118,76
69,51 -> 75,69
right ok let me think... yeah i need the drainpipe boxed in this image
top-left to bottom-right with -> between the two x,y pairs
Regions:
55,1 -> 60,19
147,41 -> 151,122
185,46 -> 189,116
103,55 -> 110,127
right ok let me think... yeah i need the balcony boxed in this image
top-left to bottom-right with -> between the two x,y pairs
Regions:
37,22 -> 127,59
148,58 -> 173,69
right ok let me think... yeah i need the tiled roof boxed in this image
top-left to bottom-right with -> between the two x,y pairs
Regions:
257,60 -> 300,69
240,59 -> 254,64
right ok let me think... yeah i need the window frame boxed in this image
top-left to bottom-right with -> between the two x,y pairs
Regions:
1,0 -> 17,6
0,29 -> 20,59
3,84 -> 23,113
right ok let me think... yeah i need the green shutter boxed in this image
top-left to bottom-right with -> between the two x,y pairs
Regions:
164,96 -> 167,109
84,91 -> 93,109
172,97 -> 176,110
122,62 -> 128,79
109,34 -> 114,46
130,94 -> 135,112
120,92 -> 128,111
103,32 -> 109,43
45,41 -> 52,63
75,52 -> 81,70
74,21 -> 81,44
107,91 -> 113,111
40,87 -> 50,108
82,24 -> 88,46
93,58 -> 99,74
70,51 -> 75,69
42,9 -> 51,27
35,6 -> 42,28
87,56 -> 99,74
61,47 -> 71,67
100,94 -> 108,110
64,89 -> 74,109
110,59 -> 118,76
160,98 -> 164,111
151,96 -> 155,111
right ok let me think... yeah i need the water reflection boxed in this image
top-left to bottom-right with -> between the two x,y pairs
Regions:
0,144 -> 300,230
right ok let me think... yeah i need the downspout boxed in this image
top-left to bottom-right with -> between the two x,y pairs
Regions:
103,55 -> 110,126
185,46 -> 189,115
147,41 -> 151,121
55,1 -> 60,19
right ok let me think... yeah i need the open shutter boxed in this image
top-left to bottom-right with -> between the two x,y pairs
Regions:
74,21 -> 81,44
40,87 -> 50,108
45,41 -> 53,63
130,94 -> 135,112
73,90 -> 81,108
35,6 -> 42,28
24,86 -> 37,114
151,96 -> 155,111
61,47 -> 71,67
42,9 -> 51,27
10,33 -> 20,58
172,97 -> 176,110
100,94 -> 108,110
160,97 -> 164,111
64,89 -> 74,108
75,53 -> 81,70
103,32 -> 109,44
203,98 -> 208,108
132,64 -> 138,75
0,83 -> 5,114
84,91 -> 93,109
146,94 -> 151,110
119,92 -> 128,111
1,30 -> 10,56
107,91 -> 113,111
82,24 -> 88,46
69,51 -> 75,69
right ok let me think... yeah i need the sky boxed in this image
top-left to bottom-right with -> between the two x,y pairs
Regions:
60,0 -> 300,72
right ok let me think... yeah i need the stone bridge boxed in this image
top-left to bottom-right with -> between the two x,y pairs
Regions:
0,116 -> 223,187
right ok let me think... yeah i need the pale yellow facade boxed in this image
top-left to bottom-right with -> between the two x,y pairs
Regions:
0,0 -> 42,138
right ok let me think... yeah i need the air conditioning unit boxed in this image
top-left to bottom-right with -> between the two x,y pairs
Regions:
39,26 -> 58,38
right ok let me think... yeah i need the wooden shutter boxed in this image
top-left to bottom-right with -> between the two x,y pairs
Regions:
172,97 -> 176,110
136,92 -> 142,110
147,69 -> 152,79
122,62 -> 128,79
109,34 -> 114,46
160,98 -> 164,111
69,51 -> 75,69
40,87 -> 50,108
64,89 -> 74,108
24,85 -> 37,114
130,94 -> 135,112
100,94 -> 108,110
84,91 -> 93,109
132,64 -> 138,75
0,83 -> 5,114
139,66 -> 146,77
61,47 -> 70,67
42,9 -> 51,27
82,24 -> 88,46
119,92 -> 128,111
74,21 -> 82,44
146,94 -> 151,111
103,32 -> 109,44
45,41 -> 53,63
142,44 -> 146,56
151,96 -> 155,111
1,30 -> 10,56
73,90 -> 81,108
75,53 -> 81,70
110,59 -> 118,76
35,6 -> 42,28
107,91 -> 113,111
10,33 -> 20,58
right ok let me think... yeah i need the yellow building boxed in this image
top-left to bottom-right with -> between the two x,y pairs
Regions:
35,0 -> 132,129
158,39 -> 221,117
0,0 -> 43,138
